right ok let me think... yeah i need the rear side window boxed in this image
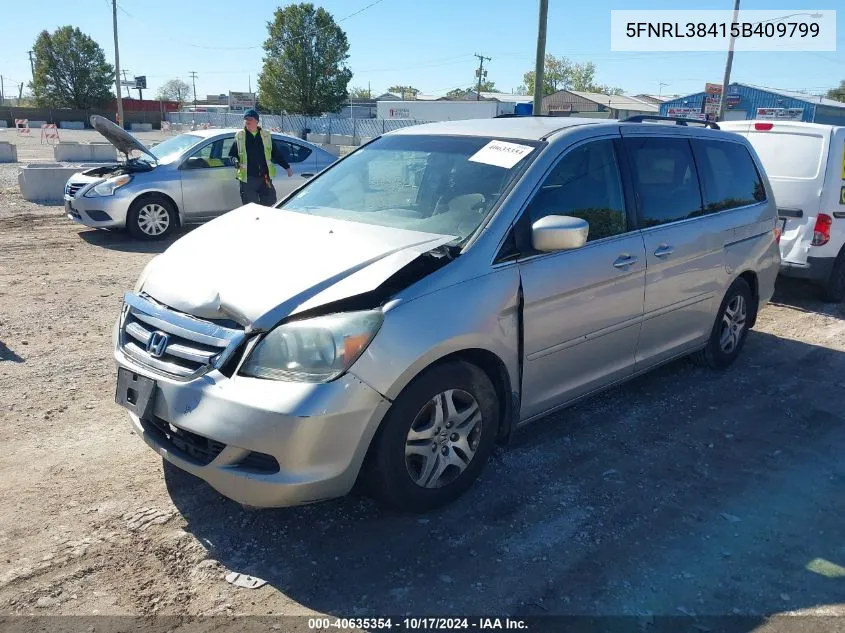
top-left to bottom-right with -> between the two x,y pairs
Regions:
272,139 -> 312,164
692,139 -> 767,212
625,137 -> 703,227
744,132 -> 824,179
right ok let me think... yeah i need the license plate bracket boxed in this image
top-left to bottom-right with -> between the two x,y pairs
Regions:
115,367 -> 156,419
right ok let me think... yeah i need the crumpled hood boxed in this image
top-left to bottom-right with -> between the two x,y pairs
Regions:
140,204 -> 454,326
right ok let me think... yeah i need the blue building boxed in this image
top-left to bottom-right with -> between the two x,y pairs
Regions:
660,83 -> 845,125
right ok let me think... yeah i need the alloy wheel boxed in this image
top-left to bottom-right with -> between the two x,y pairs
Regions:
404,389 -> 483,489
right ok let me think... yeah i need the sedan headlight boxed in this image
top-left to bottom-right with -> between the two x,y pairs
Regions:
241,310 -> 383,383
85,174 -> 132,197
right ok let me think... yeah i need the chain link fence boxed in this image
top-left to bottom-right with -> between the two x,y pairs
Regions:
164,112 -> 430,140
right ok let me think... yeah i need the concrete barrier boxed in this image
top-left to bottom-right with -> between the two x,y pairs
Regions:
18,162 -> 101,203
352,136 -> 375,146
319,144 -> 341,157
307,133 -> 329,144
0,121 -> 7,128
331,134 -> 354,146
28,121 -> 47,128
0,142 -> 17,163
53,142 -> 117,162
130,123 -> 153,132
59,121 -> 85,130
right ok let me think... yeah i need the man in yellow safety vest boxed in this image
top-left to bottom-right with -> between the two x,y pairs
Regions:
227,109 -> 293,206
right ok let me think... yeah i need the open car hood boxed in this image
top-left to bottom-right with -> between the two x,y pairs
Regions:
90,115 -> 157,162
140,204 -> 455,327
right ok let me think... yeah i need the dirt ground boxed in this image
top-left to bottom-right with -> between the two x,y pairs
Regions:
2,161 -> 845,630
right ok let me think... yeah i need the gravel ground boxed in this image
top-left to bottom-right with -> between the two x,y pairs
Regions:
1,161 -> 845,630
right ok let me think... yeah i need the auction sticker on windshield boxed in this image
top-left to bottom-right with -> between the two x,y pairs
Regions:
469,140 -> 533,169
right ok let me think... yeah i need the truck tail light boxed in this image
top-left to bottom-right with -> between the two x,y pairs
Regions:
812,213 -> 832,246
755,122 -> 774,131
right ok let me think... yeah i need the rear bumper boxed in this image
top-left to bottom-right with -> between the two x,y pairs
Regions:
780,256 -> 836,283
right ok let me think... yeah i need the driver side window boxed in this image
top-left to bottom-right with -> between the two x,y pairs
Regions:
526,139 -> 628,243
186,139 -> 231,169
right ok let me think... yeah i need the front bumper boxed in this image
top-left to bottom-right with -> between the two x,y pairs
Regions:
65,191 -> 132,229
115,347 -> 391,507
779,256 -> 836,283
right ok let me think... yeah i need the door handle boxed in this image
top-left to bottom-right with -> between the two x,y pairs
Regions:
654,244 -> 674,258
613,254 -> 639,269
301,173 -> 315,178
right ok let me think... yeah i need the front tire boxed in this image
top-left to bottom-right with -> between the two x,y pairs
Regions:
694,278 -> 752,370
127,195 -> 177,240
366,361 -> 499,513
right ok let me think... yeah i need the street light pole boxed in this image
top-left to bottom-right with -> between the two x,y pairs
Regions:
718,0 -> 741,121
112,0 -> 124,128
532,0 -> 549,115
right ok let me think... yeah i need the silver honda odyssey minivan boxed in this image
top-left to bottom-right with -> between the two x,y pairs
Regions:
114,116 -> 780,512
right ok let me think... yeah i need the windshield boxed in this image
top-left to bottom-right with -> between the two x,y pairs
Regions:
148,133 -> 204,163
282,134 -> 539,240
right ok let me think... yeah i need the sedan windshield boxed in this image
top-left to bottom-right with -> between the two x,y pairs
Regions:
282,135 -> 539,240
148,133 -> 204,163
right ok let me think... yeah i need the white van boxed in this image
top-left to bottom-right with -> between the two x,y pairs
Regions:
721,121 -> 845,301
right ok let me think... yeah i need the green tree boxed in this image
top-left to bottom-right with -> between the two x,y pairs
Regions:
389,85 -> 419,99
258,3 -> 352,114
522,55 -> 621,96
156,79 -> 191,104
827,80 -> 845,103
348,85 -> 372,99
31,26 -> 114,108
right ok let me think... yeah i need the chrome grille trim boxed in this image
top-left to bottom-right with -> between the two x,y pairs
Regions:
65,182 -> 85,197
119,292 -> 245,381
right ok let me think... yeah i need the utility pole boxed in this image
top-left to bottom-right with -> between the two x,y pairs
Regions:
18,82 -> 24,104
718,0 -> 741,121
533,0 -> 549,115
474,53 -> 491,101
0,76 -> 4,106
121,69 -> 132,99
112,0 -> 124,128
659,82 -> 669,97
27,50 -> 35,79
189,71 -> 198,109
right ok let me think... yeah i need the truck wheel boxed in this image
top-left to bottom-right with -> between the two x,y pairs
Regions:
820,252 -> 845,303
366,361 -> 499,513
127,195 -> 177,240
693,278 -> 752,370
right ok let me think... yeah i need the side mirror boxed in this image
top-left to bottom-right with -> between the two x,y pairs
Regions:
531,215 -> 589,252
182,156 -> 207,170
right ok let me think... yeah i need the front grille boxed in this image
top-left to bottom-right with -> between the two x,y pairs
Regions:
143,416 -> 225,466
143,416 -> 279,474
120,293 -> 244,379
65,182 -> 85,197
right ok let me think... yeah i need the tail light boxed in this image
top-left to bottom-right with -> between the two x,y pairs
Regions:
755,122 -> 774,131
774,225 -> 782,243
812,213 -> 832,246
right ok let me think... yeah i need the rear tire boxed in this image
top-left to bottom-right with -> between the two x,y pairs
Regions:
693,278 -> 752,370
366,361 -> 499,513
820,252 -> 845,303
127,195 -> 177,240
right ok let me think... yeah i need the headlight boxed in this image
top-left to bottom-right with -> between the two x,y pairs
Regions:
240,310 -> 383,383
85,174 -> 132,197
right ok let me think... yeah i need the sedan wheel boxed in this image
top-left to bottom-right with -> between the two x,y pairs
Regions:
404,389 -> 483,489
137,203 -> 171,236
127,195 -> 177,240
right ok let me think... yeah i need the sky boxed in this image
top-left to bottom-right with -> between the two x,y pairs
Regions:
0,0 -> 841,102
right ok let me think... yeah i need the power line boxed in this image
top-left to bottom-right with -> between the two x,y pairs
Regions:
117,0 -> 388,51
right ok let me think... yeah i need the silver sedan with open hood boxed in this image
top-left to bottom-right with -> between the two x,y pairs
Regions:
63,115 -> 335,239
114,116 -> 779,512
